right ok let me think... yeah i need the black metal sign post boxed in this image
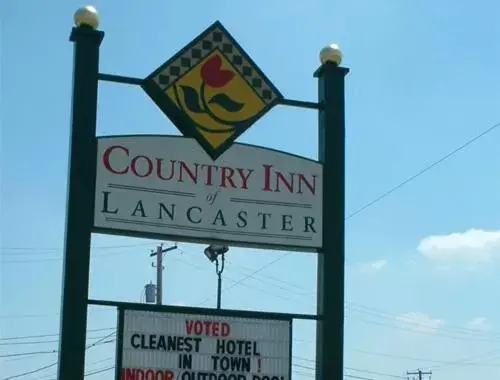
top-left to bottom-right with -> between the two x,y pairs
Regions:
315,53 -> 349,380
57,7 -> 103,380
57,6 -> 348,380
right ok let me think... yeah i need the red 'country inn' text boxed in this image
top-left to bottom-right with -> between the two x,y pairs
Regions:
102,145 -> 317,196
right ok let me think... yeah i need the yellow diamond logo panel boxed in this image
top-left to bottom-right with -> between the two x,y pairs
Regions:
142,21 -> 283,160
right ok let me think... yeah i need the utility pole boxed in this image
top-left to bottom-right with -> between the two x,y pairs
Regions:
407,369 -> 432,380
150,243 -> 177,305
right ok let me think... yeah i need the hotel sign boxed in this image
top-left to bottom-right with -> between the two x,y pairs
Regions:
117,309 -> 292,380
93,135 -> 323,251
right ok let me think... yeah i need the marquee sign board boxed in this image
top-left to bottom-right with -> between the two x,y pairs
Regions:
93,135 -> 323,251
116,309 -> 292,380
142,21 -> 283,160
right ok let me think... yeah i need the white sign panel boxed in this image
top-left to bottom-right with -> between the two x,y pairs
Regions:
119,309 -> 291,380
94,136 -> 323,250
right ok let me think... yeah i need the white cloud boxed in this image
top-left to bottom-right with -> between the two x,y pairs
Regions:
357,259 -> 387,274
396,312 -> 445,333
467,317 -> 489,331
418,228 -> 500,263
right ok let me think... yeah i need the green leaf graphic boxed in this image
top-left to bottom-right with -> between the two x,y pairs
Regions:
180,85 -> 203,113
208,94 -> 244,113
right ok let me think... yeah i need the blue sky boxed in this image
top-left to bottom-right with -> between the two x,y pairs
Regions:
1,0 -> 500,379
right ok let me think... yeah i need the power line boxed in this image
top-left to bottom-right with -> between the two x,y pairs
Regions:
0,332 -> 114,345
196,253 -> 292,306
348,302 -> 500,337
2,299 -> 498,348
0,244 -> 153,263
346,367 -> 405,379
0,258 -> 306,320
0,327 -> 114,341
431,348 -> 500,371
33,358 -> 114,380
160,252 -> 500,342
0,350 -> 58,358
85,366 -> 114,377
295,357 -> 405,379
354,317 -> 500,344
2,256 -> 500,342
345,375 -> 386,380
1,256 -> 493,346
179,256 -> 500,342
5,319 -> 497,378
0,362 -> 58,380
0,332 -> 116,380
0,243 -> 151,252
0,249 -> 145,263
0,337 -> 115,357
294,363 -> 393,380
0,308 -> 113,319
346,120 -> 500,219
345,375 -> 383,380
353,348 -> 500,367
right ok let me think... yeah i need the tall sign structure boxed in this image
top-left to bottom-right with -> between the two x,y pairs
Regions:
58,6 -> 348,380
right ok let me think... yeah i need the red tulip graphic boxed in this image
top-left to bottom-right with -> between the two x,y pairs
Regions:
200,55 -> 235,88
174,53 -> 245,132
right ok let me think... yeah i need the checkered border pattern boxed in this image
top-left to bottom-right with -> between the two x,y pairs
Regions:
152,27 -> 279,105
